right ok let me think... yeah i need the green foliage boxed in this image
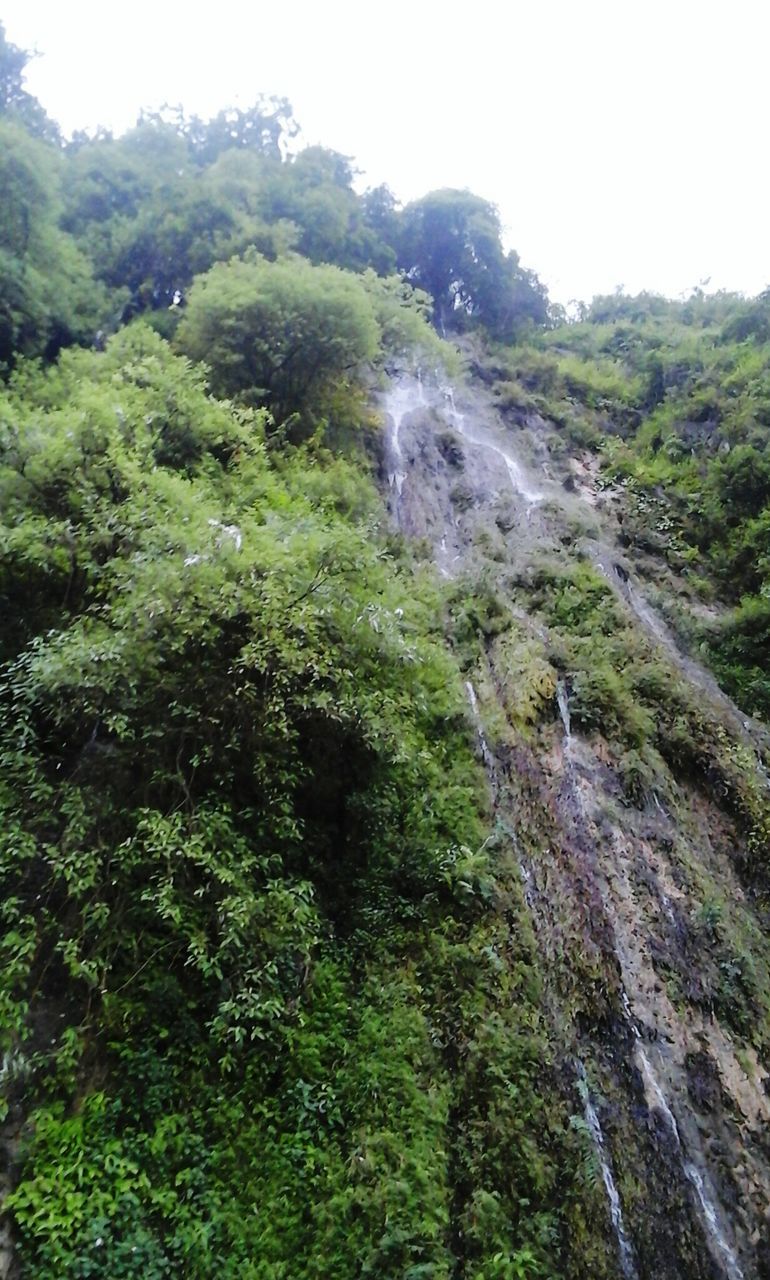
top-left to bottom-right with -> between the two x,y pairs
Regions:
359,269 -> 450,368
259,146 -> 397,274
486,287 -> 770,727
529,561 -> 623,637
62,122 -> 298,317
176,254 -> 380,423
156,99 -> 299,165
0,120 -> 111,369
0,328 -> 588,1278
399,189 -> 548,340
61,121 -> 396,320
176,253 -> 448,429
489,629 -> 558,729
708,593 -> 770,720
511,556 -> 716,756
5,67 -> 733,1280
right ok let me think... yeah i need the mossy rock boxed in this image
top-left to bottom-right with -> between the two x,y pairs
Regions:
491,630 -> 558,727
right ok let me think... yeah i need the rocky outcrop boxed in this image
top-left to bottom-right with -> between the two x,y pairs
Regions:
380,367 -> 770,1279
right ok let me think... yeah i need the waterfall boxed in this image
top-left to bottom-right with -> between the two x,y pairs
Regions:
624,578 -> 672,647
622,995 -> 744,1279
384,372 -> 546,511
464,680 -> 496,776
575,1062 -> 639,1280
503,453 -> 542,505
556,679 -> 572,740
442,385 -> 544,505
491,815 -> 536,911
444,385 -> 463,430
383,378 -> 418,496
685,1165 -> 744,1280
658,889 -> 680,931
640,1052 -> 743,1279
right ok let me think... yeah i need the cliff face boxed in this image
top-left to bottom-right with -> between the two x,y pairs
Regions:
381,364 -> 770,1280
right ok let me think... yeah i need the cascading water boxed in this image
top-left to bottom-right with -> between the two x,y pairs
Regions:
686,1166 -> 745,1280
377,361 -> 770,1274
658,889 -> 680,931
556,679 -> 572,741
641,1049 -> 744,1280
442,386 -> 544,505
464,680 -> 496,778
384,370 -> 546,511
622,997 -> 744,1278
561,687 -> 745,1278
383,378 -> 418,496
575,1061 -> 639,1280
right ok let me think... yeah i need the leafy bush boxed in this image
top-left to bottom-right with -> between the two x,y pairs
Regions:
0,328 -> 591,1279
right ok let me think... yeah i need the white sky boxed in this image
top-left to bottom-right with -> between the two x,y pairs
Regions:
3,0 -> 769,305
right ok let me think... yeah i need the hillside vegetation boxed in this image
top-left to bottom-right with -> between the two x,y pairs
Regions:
2,19 -> 770,1280
0,24 -> 585,1280
483,289 -> 770,718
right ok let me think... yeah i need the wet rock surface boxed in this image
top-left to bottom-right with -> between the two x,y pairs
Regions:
379,364 -> 770,1279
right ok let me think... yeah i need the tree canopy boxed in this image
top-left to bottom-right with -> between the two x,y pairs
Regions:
175,254 -> 379,422
0,41 -> 551,361
0,20 -> 56,139
175,253 -> 445,425
0,120 -> 110,368
398,188 -> 549,340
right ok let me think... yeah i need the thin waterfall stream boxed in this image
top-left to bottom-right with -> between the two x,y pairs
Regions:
442,386 -> 545,505
379,365 -> 766,1274
622,996 -> 745,1280
556,679 -> 571,741
559,684 -> 745,1280
383,370 -> 547,512
575,1060 -> 639,1280
464,680 -> 496,778
383,377 -> 416,496
557,687 -> 639,1275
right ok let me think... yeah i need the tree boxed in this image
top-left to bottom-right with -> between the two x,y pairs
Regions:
398,188 -> 548,340
175,254 -> 380,422
712,444 -> 770,522
258,147 -> 397,274
719,289 -> 770,344
141,99 -> 299,166
359,269 -> 447,367
62,124 -> 296,317
0,21 -> 57,140
0,121 -> 110,369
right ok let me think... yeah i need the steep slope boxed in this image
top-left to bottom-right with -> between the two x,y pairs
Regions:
380,362 -> 770,1279
0,330 -> 606,1280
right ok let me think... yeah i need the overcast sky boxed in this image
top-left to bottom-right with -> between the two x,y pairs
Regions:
4,0 -> 769,305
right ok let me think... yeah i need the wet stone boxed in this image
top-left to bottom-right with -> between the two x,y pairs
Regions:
686,1051 -> 723,1114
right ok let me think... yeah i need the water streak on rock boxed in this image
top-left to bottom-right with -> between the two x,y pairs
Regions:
575,1061 -> 639,1280
557,679 -> 572,740
622,995 -> 744,1280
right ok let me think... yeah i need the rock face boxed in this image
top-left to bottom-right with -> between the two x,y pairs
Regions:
380,367 -> 770,1280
